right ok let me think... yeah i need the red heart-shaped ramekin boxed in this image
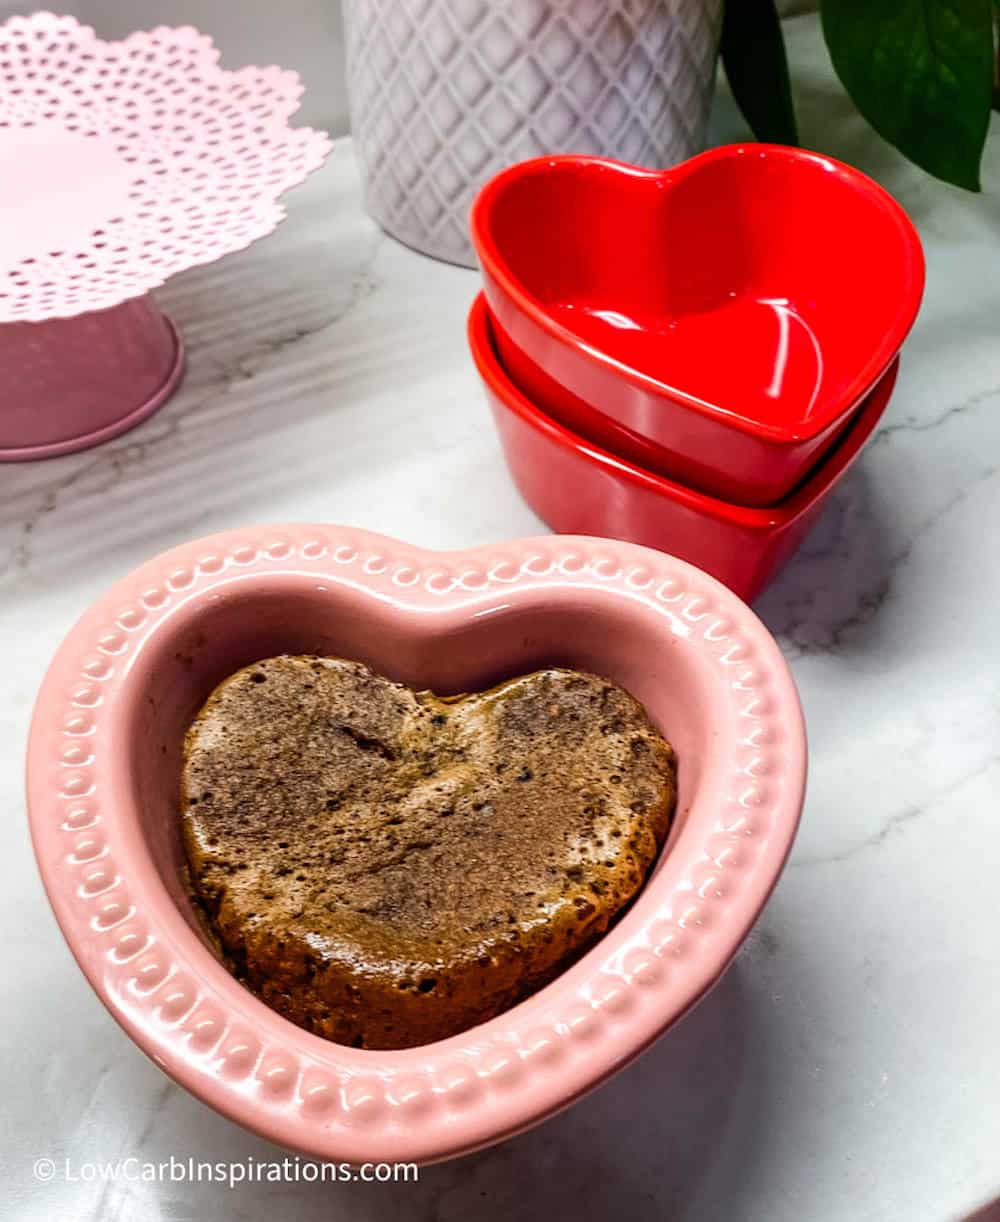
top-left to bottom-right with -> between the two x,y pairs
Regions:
27,526 -> 805,1165
471,145 -> 923,506
470,293 -> 897,603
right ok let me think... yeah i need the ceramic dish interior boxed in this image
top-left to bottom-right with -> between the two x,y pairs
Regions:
27,527 -> 806,1164
472,144 -> 923,443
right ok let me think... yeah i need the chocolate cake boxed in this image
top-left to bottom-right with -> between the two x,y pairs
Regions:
181,656 -> 676,1049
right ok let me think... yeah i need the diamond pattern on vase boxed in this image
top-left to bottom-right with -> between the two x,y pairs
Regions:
346,0 -> 723,266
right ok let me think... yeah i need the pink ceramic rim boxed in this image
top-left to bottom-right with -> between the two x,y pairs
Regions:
26,527 -> 807,1164
0,315 -> 184,463
471,144 -> 924,445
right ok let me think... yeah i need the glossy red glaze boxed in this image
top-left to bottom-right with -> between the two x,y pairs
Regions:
469,294 -> 897,603
471,145 -> 923,506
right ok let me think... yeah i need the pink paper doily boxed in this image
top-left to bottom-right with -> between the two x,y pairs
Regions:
0,13 -> 332,321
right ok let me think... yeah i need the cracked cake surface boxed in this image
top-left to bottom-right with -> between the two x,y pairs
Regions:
181,655 -> 676,1049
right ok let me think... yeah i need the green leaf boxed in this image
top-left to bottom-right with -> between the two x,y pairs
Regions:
821,0 -> 994,190
720,0 -> 798,145
994,2 -> 1000,112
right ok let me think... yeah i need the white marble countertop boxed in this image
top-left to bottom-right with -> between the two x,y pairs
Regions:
3,15 -> 999,1222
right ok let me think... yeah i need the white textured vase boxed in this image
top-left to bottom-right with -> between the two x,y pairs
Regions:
345,0 -> 724,267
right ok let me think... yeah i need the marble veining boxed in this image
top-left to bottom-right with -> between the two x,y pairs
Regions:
791,756 -> 1000,870
3,14 -> 1000,1222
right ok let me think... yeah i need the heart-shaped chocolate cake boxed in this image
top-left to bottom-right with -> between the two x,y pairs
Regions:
181,656 -> 676,1049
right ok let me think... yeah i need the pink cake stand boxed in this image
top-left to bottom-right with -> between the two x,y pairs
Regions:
0,13 -> 331,461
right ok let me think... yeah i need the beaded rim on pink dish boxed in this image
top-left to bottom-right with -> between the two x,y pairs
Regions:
26,527 -> 806,1165
0,12 -> 332,322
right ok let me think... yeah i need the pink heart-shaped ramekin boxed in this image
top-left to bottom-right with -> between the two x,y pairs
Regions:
27,527 -> 806,1165
472,145 -> 924,506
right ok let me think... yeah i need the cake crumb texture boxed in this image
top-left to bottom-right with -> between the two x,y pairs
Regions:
181,656 -> 676,1049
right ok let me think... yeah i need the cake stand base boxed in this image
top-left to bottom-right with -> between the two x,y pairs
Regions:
0,297 -> 185,463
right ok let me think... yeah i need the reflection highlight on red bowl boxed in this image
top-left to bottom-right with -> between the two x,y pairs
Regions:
472,146 -> 922,505
469,292 -> 897,603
